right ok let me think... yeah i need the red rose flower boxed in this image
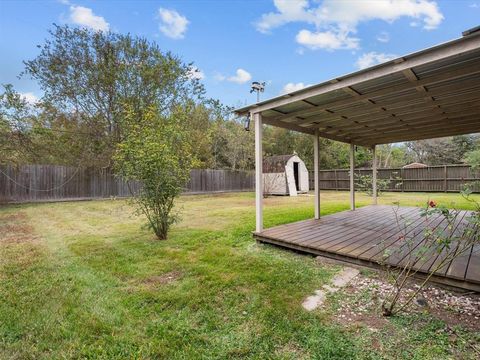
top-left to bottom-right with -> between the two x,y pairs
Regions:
428,200 -> 437,208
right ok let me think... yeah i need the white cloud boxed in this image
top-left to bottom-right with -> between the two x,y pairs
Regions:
376,31 -> 390,43
20,92 -> 39,104
469,2 -> 480,8
256,0 -> 314,34
215,69 -> 252,84
355,52 -> 398,69
227,69 -> 252,84
214,73 -> 226,81
158,8 -> 189,39
256,0 -> 443,51
281,82 -> 311,94
69,5 -> 109,31
296,29 -> 359,50
187,66 -> 205,80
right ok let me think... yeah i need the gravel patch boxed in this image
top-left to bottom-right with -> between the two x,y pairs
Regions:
334,274 -> 480,331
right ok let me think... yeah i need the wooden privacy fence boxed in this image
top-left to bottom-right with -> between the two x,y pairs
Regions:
3,164 -> 478,203
0,165 -> 254,203
309,164 -> 480,192
188,169 -> 254,194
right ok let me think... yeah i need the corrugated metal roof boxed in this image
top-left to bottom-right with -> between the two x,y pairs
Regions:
236,31 -> 480,146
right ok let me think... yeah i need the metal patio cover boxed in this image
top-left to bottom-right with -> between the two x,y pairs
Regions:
235,30 -> 480,146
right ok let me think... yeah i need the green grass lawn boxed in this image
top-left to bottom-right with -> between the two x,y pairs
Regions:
1,191 -> 479,359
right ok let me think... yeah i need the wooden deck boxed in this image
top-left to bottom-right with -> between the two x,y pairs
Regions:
255,205 -> 480,292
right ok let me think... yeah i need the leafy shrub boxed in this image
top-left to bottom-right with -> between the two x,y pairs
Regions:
354,172 -> 401,196
114,105 -> 196,240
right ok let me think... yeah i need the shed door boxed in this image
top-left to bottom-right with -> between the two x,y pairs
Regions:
293,162 -> 299,191
285,165 -> 297,196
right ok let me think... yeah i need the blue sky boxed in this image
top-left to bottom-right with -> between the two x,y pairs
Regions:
1,0 -> 479,108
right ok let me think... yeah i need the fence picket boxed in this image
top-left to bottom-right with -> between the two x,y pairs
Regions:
0,165 -> 255,203
308,165 -> 480,193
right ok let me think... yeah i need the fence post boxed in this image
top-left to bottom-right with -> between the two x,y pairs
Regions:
334,169 -> 338,191
444,165 -> 447,192
400,168 -> 405,192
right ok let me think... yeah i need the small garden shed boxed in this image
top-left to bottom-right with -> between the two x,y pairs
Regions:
263,154 -> 309,196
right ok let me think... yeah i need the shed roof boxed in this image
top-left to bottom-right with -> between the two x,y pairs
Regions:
263,154 -> 296,173
235,29 -> 480,147
403,162 -> 428,169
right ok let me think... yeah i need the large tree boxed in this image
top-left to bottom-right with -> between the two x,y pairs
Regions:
20,24 -> 202,167
405,135 -> 477,165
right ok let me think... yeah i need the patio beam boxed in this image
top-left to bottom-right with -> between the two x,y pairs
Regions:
370,123 -> 480,145
299,88 -> 480,129
350,143 -> 355,211
332,113 -> 480,142
314,130 -> 320,219
325,106 -> 480,137
254,112 -> 263,233
263,117 -> 351,144
351,115 -> 480,143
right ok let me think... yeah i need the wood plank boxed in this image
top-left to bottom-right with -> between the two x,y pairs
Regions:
293,207 -> 392,246
415,211 -> 469,275
329,207 -> 421,254
465,246 -> 480,283
438,215 -> 478,280
260,219 -> 317,237
297,207 -> 409,250
347,207 -> 425,257
317,206 -> 414,251
447,245 -> 475,280
379,212 -> 449,267
264,205 -> 385,240
356,208 -> 440,261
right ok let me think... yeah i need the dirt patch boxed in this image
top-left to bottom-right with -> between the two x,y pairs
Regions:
0,212 -> 27,222
141,271 -> 183,286
124,270 -> 183,292
0,212 -> 38,244
273,341 -> 309,359
335,310 -> 391,331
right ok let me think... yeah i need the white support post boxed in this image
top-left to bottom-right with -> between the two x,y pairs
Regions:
254,112 -> 263,233
350,143 -> 355,211
313,130 -> 320,219
372,145 -> 377,205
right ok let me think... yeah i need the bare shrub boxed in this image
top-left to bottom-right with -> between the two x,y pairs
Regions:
380,185 -> 480,316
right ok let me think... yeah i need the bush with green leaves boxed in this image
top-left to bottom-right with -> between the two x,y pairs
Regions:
114,105 -> 197,240
354,172 -> 400,196
464,149 -> 480,171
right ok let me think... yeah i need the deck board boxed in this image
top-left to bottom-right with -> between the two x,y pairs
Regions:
254,205 -> 480,292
